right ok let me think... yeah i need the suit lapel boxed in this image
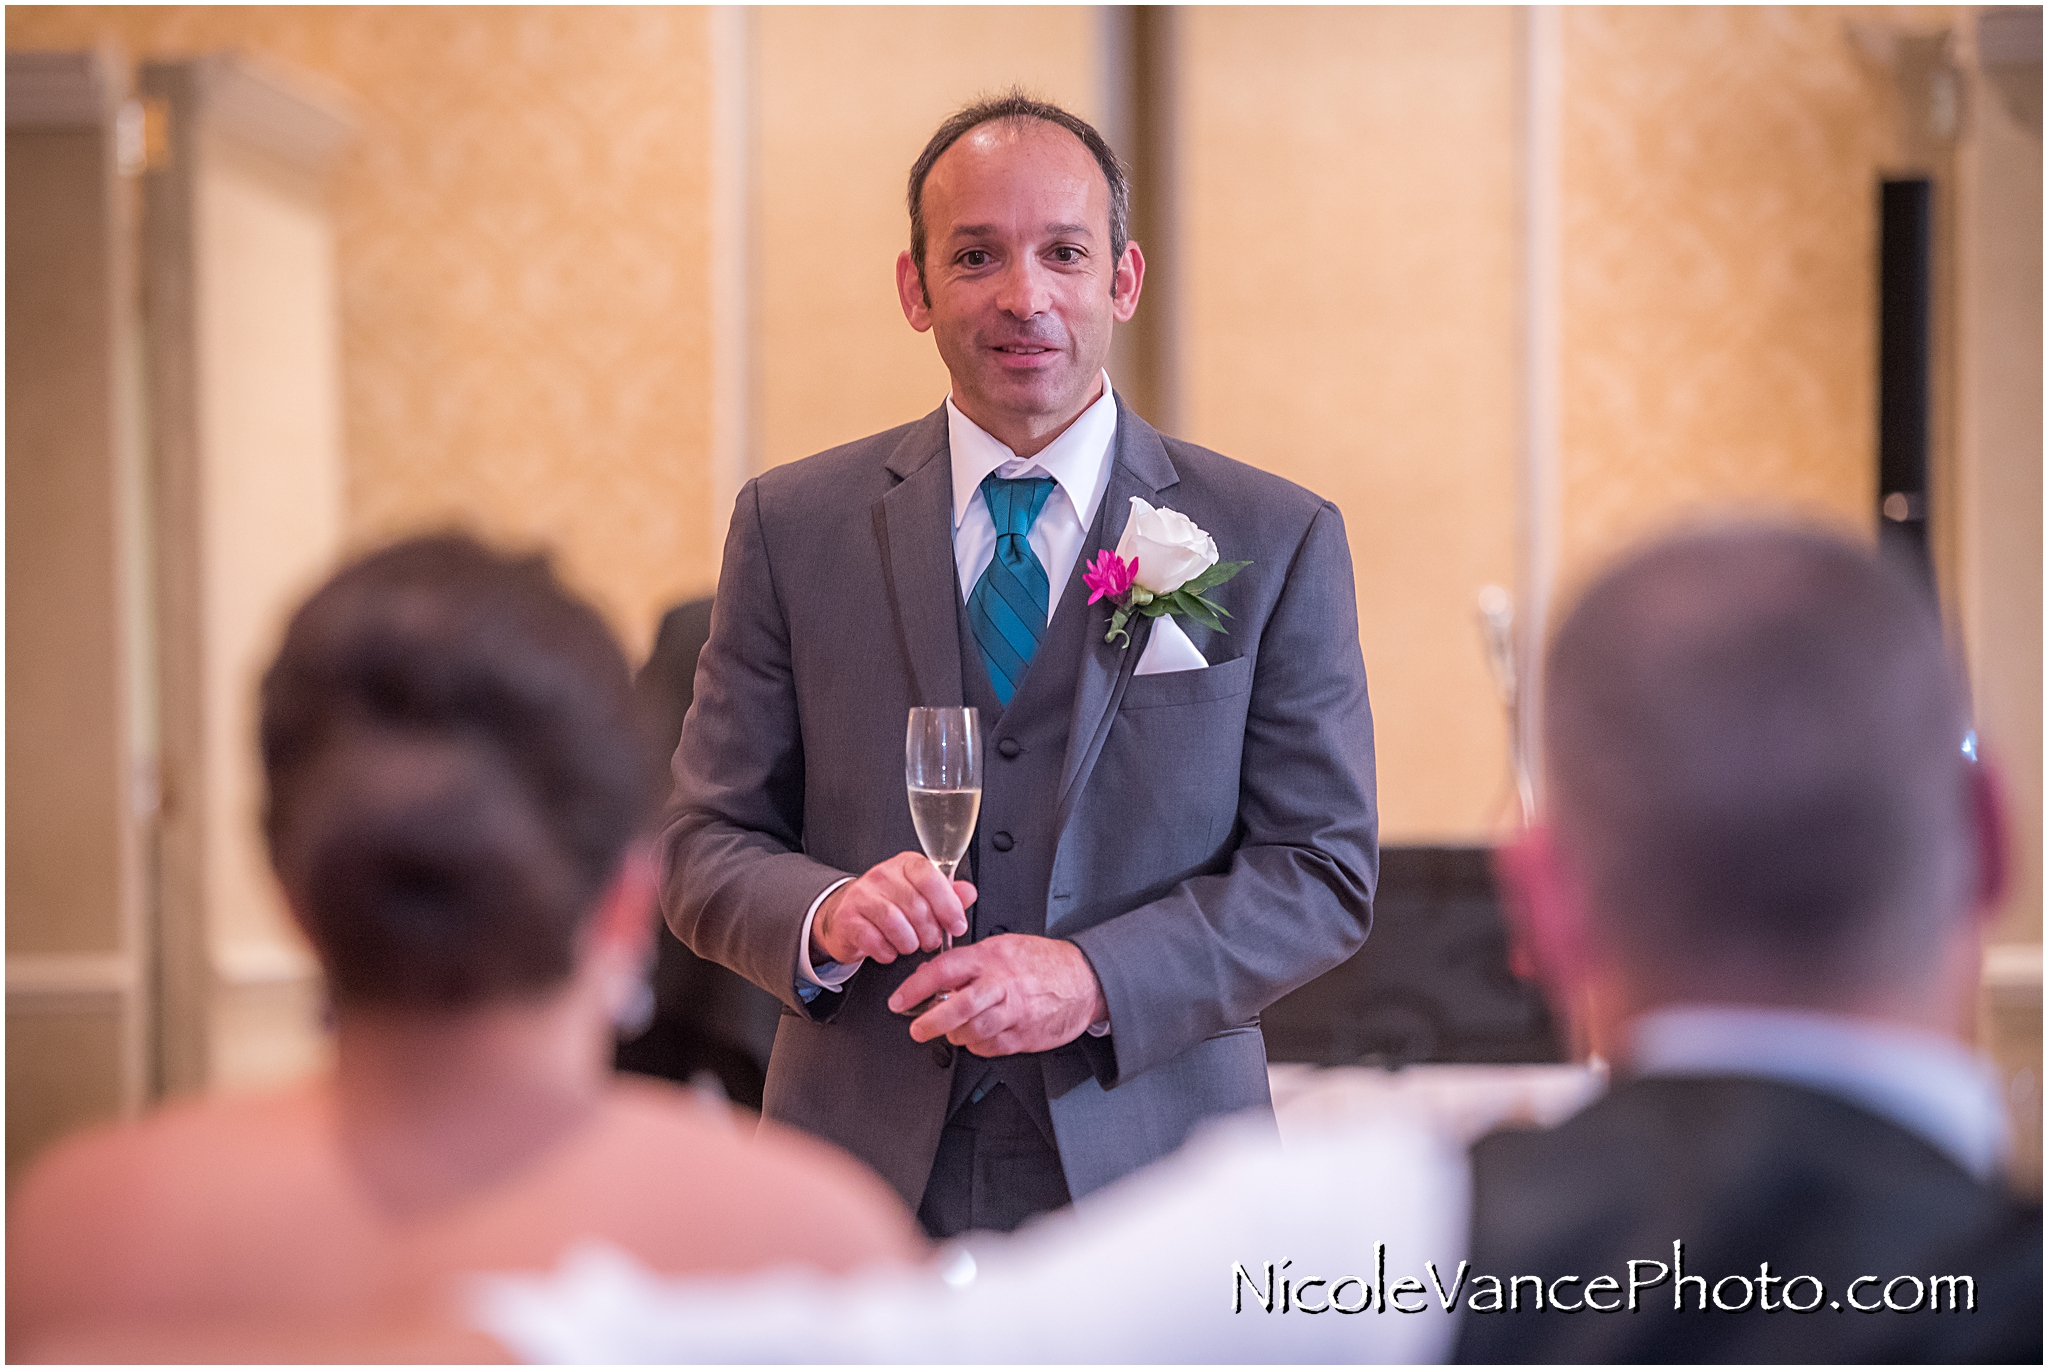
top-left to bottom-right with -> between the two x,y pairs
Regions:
874,408 -> 965,708
1052,400 -> 1180,839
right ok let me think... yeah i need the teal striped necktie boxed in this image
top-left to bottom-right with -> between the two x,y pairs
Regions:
968,474 -> 1057,705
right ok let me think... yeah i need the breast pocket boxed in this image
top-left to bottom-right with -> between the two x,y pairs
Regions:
1116,654 -> 1253,710
1092,655 -> 1255,862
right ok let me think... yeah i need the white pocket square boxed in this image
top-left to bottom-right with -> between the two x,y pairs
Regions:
1134,614 -> 1209,676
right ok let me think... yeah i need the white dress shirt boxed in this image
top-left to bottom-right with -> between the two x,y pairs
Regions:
946,375 -> 1119,616
797,377 -> 1121,992
1628,1003 -> 2011,1182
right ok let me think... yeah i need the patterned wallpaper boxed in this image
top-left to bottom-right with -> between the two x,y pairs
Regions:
1556,7 -> 1898,597
7,6 -> 718,659
7,5 -> 1947,823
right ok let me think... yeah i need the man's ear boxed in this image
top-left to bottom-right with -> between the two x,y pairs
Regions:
1110,241 -> 1145,322
1492,823 -> 1594,999
1966,753 -> 2012,927
896,250 -> 933,332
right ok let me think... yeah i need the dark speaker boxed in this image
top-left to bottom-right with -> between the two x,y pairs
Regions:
1878,178 -> 1933,583
1260,845 -> 1564,1068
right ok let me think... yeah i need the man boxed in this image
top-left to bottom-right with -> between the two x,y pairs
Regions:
1460,523 -> 2039,1361
496,521 -> 2036,1363
661,92 -> 1377,1237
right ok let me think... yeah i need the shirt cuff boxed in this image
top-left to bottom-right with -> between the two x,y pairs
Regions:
797,878 -> 860,991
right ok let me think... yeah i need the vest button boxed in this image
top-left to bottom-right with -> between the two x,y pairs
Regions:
991,831 -> 1014,852
997,737 -> 1021,759
931,1041 -> 954,1068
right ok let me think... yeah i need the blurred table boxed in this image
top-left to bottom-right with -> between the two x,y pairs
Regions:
1269,1060 -> 1605,1148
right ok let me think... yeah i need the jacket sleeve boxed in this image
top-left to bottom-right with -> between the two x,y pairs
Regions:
657,478 -> 849,1016
1068,500 -> 1377,1085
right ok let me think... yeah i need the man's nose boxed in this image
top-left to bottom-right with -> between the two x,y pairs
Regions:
995,257 -> 1051,319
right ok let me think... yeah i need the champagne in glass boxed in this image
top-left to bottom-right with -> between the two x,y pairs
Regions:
900,706 -> 980,1016
908,786 -> 981,887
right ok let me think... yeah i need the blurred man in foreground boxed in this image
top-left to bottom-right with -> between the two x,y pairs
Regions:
469,522 -> 2037,1364
1460,523 -> 2038,1361
6,537 -> 920,1362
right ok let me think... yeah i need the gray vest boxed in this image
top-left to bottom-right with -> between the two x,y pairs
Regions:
943,487 -> 1114,1142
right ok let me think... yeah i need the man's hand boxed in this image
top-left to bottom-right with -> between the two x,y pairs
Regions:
887,934 -> 1106,1055
810,852 -> 975,967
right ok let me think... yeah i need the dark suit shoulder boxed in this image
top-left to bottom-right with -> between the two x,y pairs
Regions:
1456,1076 -> 2039,1363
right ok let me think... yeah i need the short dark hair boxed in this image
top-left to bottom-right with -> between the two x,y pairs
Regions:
906,88 -> 1130,300
260,534 -> 661,1011
1544,524 -> 1973,990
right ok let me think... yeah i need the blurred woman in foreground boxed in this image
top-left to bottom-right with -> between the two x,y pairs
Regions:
8,536 -> 921,1360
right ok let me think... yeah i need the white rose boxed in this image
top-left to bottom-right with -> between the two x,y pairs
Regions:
1113,496 -> 1219,595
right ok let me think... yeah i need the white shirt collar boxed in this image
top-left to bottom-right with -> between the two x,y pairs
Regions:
946,373 -> 1118,534
1627,1004 -> 2011,1183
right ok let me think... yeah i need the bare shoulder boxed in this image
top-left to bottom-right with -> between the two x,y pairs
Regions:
590,1078 -> 925,1271
7,1086 -> 336,1334
13,1088 -> 314,1230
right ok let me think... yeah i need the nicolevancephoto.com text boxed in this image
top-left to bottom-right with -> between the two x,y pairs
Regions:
1234,1242 -> 1983,1318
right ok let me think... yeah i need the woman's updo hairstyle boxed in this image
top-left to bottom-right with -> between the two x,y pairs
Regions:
261,535 -> 661,1011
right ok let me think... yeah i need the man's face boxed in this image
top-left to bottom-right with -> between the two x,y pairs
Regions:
896,120 -> 1142,455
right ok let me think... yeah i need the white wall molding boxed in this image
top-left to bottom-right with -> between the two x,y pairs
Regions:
1515,6 -> 1563,806
1984,943 -> 2044,994
172,54 -> 356,173
7,953 -> 141,1004
708,6 -> 754,543
7,49 -> 118,129
211,940 -> 322,990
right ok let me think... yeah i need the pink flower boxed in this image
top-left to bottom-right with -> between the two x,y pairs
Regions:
1083,548 -> 1138,605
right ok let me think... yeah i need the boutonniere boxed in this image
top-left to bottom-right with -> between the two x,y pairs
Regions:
1082,497 -> 1251,648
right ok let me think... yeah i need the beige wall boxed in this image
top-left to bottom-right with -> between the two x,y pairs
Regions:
7,6 -> 721,660
1956,26 -> 2043,949
752,7 -> 1103,473
7,127 -> 131,958
5,55 -> 152,1180
1179,7 -> 1522,844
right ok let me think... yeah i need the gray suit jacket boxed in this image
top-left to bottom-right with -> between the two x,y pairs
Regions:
660,400 -> 1377,1206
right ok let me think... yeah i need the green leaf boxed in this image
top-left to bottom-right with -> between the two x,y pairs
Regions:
1177,559 -> 1252,596
1170,593 -> 1225,633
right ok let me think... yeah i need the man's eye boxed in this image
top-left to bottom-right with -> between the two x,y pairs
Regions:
960,250 -> 991,268
1050,246 -> 1083,264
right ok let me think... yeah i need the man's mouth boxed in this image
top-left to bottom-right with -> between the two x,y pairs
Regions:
995,344 -> 1055,355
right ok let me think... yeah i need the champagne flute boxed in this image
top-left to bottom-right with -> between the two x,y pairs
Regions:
899,706 -> 981,1016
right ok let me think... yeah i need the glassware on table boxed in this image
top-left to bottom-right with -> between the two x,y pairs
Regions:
898,706 -> 981,1016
